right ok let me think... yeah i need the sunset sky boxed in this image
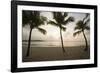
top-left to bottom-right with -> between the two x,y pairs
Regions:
22,11 -> 90,42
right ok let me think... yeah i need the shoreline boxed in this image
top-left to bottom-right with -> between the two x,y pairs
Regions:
22,46 -> 90,62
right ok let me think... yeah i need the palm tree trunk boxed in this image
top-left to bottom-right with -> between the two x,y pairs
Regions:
26,28 -> 33,57
82,30 -> 88,51
60,28 -> 66,53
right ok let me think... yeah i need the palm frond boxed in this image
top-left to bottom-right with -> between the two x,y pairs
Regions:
83,13 -> 89,22
76,20 -> 83,26
84,19 -> 90,26
85,13 -> 89,19
85,26 -> 90,30
47,20 -> 58,26
76,20 -> 84,29
60,25 -> 66,31
36,17 -> 46,26
37,27 -> 47,35
73,30 -> 82,37
53,12 -> 65,24
74,26 -> 82,30
32,16 -> 46,27
56,12 -> 64,23
40,16 -> 47,21
22,11 -> 30,26
53,12 -> 57,20
63,12 -> 68,18
63,16 -> 74,25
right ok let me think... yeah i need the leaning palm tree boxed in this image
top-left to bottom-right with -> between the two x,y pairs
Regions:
48,12 -> 74,53
22,11 -> 47,57
73,13 -> 90,51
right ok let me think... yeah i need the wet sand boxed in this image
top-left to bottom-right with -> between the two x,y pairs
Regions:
22,46 -> 90,62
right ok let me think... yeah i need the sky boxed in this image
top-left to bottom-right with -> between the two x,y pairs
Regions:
22,11 -> 90,42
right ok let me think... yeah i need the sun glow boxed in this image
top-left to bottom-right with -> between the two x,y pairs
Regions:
42,25 -> 60,40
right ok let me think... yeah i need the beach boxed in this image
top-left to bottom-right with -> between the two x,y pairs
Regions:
22,46 -> 90,62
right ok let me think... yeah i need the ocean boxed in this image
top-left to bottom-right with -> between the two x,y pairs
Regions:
22,40 -> 90,47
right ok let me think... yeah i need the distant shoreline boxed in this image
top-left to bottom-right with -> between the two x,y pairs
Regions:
22,40 -> 90,47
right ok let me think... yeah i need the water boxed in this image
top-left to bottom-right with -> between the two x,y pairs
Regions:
22,40 -> 90,47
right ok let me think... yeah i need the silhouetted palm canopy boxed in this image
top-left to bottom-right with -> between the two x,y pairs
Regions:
48,12 -> 74,53
73,13 -> 90,51
22,11 -> 47,57
23,11 -> 47,34
48,12 -> 74,31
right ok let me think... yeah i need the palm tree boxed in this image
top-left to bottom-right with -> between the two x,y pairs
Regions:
22,11 -> 47,57
48,12 -> 74,53
73,13 -> 90,51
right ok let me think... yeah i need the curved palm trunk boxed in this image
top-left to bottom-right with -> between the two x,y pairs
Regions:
60,28 -> 66,53
82,30 -> 88,51
26,28 -> 33,57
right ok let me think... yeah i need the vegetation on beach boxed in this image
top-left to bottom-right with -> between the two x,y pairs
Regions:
22,11 -> 47,57
73,13 -> 90,51
48,12 -> 74,53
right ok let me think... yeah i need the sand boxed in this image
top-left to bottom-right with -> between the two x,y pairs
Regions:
22,46 -> 90,62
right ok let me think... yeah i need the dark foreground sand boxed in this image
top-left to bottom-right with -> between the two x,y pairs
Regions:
22,46 -> 90,62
